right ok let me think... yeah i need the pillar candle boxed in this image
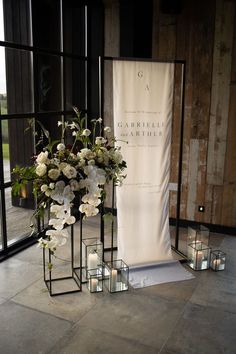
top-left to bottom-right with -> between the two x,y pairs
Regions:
195,250 -> 203,268
90,278 -> 98,292
88,253 -> 98,269
110,269 -> 117,291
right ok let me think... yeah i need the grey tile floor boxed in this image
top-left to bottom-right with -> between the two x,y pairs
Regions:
0,219 -> 236,354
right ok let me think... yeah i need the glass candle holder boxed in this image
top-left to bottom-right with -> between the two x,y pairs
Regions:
187,225 -> 210,247
82,238 -> 103,279
210,250 -> 226,271
188,241 -> 211,270
105,259 -> 129,293
87,269 -> 103,293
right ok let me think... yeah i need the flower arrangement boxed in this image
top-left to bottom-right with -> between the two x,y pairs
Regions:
12,107 -> 127,252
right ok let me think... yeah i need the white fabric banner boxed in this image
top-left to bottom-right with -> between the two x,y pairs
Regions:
113,60 -> 174,266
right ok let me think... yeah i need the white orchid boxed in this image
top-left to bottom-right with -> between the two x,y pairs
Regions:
95,137 -> 107,145
82,128 -> 91,136
104,126 -> 111,133
45,229 -> 69,247
49,218 -> 64,230
70,179 -> 80,191
11,111 -> 126,255
79,203 -> 99,217
82,193 -> 101,207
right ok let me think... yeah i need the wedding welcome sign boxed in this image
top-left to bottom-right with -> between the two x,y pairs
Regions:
113,60 -> 175,266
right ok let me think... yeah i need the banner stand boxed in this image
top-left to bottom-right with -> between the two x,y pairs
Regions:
99,56 -> 186,263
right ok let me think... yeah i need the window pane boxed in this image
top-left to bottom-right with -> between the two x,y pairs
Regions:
32,0 -> 60,51
3,47 -> 34,114
0,46 -> 6,112
5,187 -> 35,246
65,58 -> 86,111
63,0 -> 86,56
1,120 -> 10,182
36,54 -> 62,112
8,117 -> 34,179
1,0 -> 32,46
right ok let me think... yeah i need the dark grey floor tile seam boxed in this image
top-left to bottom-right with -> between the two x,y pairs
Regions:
8,298 -> 75,326
132,286 -> 192,305
156,300 -> 190,354
47,323 -> 160,354
8,275 -> 44,300
188,298 -> 236,316
72,298 -> 105,326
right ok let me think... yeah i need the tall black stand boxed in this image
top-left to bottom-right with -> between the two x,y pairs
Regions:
43,222 -> 83,297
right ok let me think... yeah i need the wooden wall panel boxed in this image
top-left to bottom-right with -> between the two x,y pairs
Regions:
207,0 -> 234,186
186,139 -> 199,220
222,186 -> 236,226
195,139 -> 208,223
104,0 -> 236,228
212,186 -> 223,225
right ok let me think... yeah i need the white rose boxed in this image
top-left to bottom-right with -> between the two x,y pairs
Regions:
57,143 -> 65,151
36,151 -> 48,164
36,163 -> 47,177
78,159 -> 86,167
59,162 -> 67,171
49,183 -> 55,189
78,148 -> 95,160
88,159 -> 95,165
41,184 -> 48,192
48,168 -> 60,180
62,165 -> 77,179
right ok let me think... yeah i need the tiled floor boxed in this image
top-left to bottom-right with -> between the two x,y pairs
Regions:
0,218 -> 236,354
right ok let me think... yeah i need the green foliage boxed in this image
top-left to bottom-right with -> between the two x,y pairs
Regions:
11,165 -> 36,196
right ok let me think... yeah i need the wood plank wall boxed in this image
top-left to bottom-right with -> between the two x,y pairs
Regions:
153,0 -> 236,228
103,0 -> 236,228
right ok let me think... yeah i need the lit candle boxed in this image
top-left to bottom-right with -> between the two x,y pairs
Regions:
111,269 -> 117,291
195,251 -> 203,268
213,258 -> 221,269
88,253 -> 98,269
90,278 -> 98,292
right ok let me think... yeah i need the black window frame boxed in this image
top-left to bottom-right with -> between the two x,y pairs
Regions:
0,0 -> 104,261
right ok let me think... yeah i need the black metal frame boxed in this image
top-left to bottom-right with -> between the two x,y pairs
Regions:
43,223 -> 83,296
0,3 -> 89,261
98,56 -> 186,259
